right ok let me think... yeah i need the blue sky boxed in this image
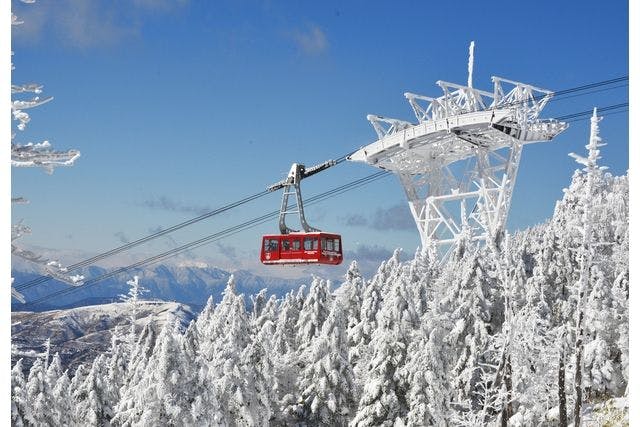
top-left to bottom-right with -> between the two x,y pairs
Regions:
10,0 -> 629,277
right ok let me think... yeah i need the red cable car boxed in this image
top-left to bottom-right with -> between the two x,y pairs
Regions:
260,162 -> 343,266
260,232 -> 342,265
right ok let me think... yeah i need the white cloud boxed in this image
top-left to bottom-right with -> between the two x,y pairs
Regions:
12,0 -> 188,49
291,24 -> 328,55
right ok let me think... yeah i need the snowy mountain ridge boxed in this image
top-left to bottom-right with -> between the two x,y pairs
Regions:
12,263 -> 305,312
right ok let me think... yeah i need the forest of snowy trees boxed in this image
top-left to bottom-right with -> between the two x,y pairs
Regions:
11,118 -> 628,425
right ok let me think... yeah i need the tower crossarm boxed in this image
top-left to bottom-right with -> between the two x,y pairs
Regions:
490,76 -> 554,124
366,115 -> 414,140
404,92 -> 443,123
436,80 -> 494,116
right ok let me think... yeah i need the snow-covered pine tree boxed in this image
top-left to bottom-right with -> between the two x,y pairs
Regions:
568,108 -> 608,426
404,245 -> 461,425
532,214 -> 579,425
404,323 -> 452,425
25,355 -> 61,426
253,293 -> 279,337
505,267 -> 557,424
376,249 -> 404,302
115,323 -> 159,420
73,354 -> 113,425
349,261 -> 385,386
582,264 -> 625,399
286,302 -> 356,425
612,271 -> 629,391
272,288 -> 306,416
45,352 -> 64,401
182,320 -> 225,425
349,327 -> 406,427
11,359 -> 28,426
251,288 -> 269,320
273,288 -> 304,356
202,275 -> 267,425
242,317 -> 278,424
478,233 -> 522,425
351,259 -> 420,426
103,329 -> 129,418
196,294 -> 215,328
337,261 -> 365,335
295,277 -> 331,350
121,275 -> 146,351
115,320 -> 197,425
436,244 -> 495,418
50,370 -> 73,426
406,245 -> 439,318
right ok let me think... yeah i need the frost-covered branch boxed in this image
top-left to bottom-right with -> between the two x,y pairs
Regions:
10,0 -> 83,301
11,141 -> 81,174
11,83 -> 43,94
11,244 -> 84,287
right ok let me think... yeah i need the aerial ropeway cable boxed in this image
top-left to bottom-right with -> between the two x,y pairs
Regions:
18,102 -> 629,307
14,103 -> 628,297
556,103 -> 628,122
12,76 -> 628,300
15,153 -> 357,292
20,93 -> 629,307
22,170 -> 390,308
22,104 -> 629,307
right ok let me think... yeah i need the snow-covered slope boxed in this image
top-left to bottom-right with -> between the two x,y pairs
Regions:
11,301 -> 195,374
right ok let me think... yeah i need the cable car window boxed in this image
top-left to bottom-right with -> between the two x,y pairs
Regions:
292,239 -> 301,251
304,237 -> 318,251
282,239 -> 290,251
334,239 -> 340,251
322,238 -> 334,251
265,239 -> 278,252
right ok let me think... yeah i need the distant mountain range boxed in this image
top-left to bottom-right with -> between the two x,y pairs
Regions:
11,263 -> 310,312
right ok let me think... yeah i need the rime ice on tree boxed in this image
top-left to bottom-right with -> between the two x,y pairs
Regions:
568,108 -> 609,425
11,1 -> 83,299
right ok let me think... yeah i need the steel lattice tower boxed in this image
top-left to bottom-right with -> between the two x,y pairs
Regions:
348,53 -> 567,258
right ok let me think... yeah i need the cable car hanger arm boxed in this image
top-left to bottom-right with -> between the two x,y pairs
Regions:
266,159 -> 337,192
265,159 -> 337,235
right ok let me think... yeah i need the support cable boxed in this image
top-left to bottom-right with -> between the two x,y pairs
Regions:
13,76 -> 628,293
17,101 -> 628,305
22,171 -> 390,307
15,153 -> 358,292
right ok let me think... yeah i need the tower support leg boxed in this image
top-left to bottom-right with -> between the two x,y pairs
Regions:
396,139 -> 524,256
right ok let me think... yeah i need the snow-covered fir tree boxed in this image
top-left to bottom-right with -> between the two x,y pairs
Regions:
295,277 -> 332,350
73,354 -> 113,425
11,359 -> 28,426
286,302 -> 356,425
